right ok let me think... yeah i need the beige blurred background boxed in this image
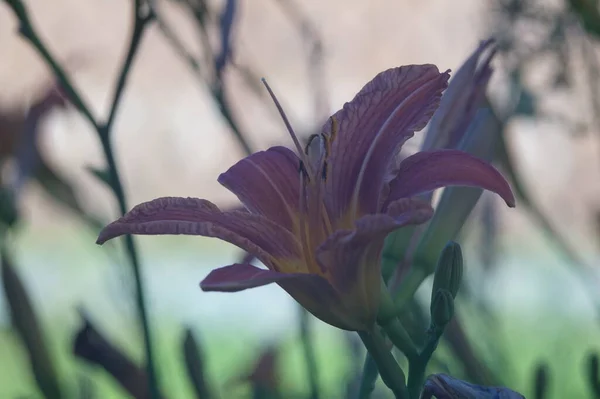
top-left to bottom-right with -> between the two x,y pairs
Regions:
1,0 -> 598,252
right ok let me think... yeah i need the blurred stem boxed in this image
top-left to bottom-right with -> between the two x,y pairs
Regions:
299,308 -> 320,399
358,353 -> 378,399
156,0 -> 254,156
358,330 -> 408,399
211,86 -> 254,155
406,327 -> 444,399
380,318 -> 419,362
2,1 -> 160,398
378,287 -> 419,361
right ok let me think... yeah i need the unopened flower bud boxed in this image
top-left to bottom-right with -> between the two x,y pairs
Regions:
430,289 -> 454,328
431,241 -> 463,304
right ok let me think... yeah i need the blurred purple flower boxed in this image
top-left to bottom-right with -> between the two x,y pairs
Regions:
422,39 -> 496,151
10,81 -> 69,198
97,65 -> 515,331
422,373 -> 525,399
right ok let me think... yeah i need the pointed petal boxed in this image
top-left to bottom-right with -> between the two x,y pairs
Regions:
322,65 -> 450,218
422,39 -> 496,151
316,199 -> 434,328
201,263 -> 369,331
200,263 -> 310,292
96,197 -> 301,271
218,146 -> 301,232
386,149 -> 515,208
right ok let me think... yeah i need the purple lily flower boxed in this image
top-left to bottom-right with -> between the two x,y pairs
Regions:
97,65 -> 515,331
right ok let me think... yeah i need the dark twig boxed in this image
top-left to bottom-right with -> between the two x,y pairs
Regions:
273,0 -> 328,120
155,0 -> 254,155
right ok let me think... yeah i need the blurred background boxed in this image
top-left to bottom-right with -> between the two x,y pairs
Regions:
1,0 -> 600,397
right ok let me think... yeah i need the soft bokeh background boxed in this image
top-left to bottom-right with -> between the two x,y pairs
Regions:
1,0 -> 600,398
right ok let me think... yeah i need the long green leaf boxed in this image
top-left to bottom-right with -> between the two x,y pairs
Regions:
1,251 -> 62,399
183,328 -> 213,399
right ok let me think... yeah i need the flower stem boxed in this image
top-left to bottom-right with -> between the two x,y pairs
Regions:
358,330 -> 408,399
380,318 -> 418,362
377,285 -> 419,362
358,353 -> 379,399
406,327 -> 444,399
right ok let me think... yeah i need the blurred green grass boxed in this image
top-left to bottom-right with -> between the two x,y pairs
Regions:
0,225 -> 598,398
2,310 -> 597,398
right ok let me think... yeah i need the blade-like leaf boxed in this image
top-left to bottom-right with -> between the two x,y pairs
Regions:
183,328 -> 213,399
1,252 -> 62,399
73,316 -> 158,399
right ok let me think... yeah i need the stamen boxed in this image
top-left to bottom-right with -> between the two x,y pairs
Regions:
305,133 -> 334,246
298,160 -> 310,182
261,78 -> 314,175
297,167 -> 318,274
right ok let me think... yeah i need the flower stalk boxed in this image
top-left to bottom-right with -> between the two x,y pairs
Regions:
358,330 -> 409,399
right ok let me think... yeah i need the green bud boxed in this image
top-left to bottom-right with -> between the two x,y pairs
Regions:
430,289 -> 454,328
431,241 -> 463,304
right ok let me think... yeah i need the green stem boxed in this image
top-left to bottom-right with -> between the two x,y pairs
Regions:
380,318 -> 419,362
358,353 -> 379,399
393,267 -> 427,313
358,330 -> 408,399
103,1 -> 152,133
406,327 -> 443,399
299,308 -> 320,399
4,0 -> 96,126
377,286 -> 419,362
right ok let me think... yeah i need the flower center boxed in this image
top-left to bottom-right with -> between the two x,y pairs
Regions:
262,78 -> 334,276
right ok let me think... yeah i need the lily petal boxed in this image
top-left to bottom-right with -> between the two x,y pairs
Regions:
316,198 -> 434,328
200,263 -> 313,292
386,149 -> 515,208
386,196 -> 435,223
96,197 -> 301,271
201,263 -> 367,331
218,146 -> 301,232
322,65 -> 450,219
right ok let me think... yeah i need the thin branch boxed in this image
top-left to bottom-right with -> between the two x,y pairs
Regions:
2,1 -> 160,397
